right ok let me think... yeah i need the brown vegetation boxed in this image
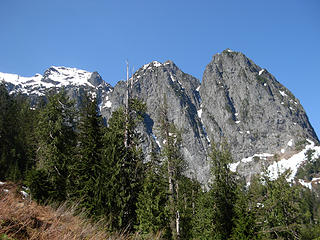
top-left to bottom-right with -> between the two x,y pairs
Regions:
0,182 -> 161,240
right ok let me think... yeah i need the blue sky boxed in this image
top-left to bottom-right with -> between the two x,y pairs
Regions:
0,0 -> 319,137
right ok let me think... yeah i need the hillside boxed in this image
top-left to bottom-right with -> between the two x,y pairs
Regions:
0,182 -> 161,240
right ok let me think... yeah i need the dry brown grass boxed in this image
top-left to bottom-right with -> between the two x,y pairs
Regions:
0,182 -> 162,240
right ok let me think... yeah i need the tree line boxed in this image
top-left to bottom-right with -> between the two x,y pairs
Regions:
1,83 -> 320,239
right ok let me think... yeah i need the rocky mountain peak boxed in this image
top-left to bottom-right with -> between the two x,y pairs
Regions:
1,50 -> 318,185
200,50 -> 318,182
88,72 -> 104,87
42,66 -> 96,87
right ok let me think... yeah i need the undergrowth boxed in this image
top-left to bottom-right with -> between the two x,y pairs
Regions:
0,182 -> 162,240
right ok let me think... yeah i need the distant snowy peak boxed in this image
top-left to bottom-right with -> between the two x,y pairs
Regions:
0,66 -> 111,96
0,72 -> 43,86
43,66 -> 97,87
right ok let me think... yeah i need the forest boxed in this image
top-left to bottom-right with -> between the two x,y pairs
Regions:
1,83 -> 320,240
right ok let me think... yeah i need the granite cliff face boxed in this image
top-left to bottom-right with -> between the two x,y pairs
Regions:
104,60 -> 211,183
200,49 -> 318,158
1,50 -> 318,184
199,49 -> 318,181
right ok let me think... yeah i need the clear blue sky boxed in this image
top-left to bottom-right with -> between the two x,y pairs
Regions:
0,0 -> 319,137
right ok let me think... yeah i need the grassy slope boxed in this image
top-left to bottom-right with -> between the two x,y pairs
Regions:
0,182 -> 161,240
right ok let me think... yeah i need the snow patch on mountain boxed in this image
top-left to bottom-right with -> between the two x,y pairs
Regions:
44,66 -> 95,88
142,61 -> 162,70
230,139 -> 320,185
0,72 -> 44,89
279,90 -> 287,97
259,69 -> 265,75
267,139 -> 320,182
229,153 -> 274,172
0,66 -> 103,96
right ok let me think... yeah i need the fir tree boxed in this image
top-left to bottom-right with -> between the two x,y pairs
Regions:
30,90 -> 77,202
158,97 -> 186,240
230,183 -> 258,240
0,84 -> 37,181
100,99 -> 145,231
135,143 -> 170,237
192,143 -> 237,240
177,175 -> 201,240
210,143 -> 237,239
0,84 -> 20,180
258,170 -> 303,239
69,93 -> 104,215
192,190 -> 215,239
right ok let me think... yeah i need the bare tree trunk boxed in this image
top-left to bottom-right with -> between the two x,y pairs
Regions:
168,161 -> 176,239
176,181 -> 180,239
192,188 -> 195,215
124,61 -> 129,148
160,97 -> 180,239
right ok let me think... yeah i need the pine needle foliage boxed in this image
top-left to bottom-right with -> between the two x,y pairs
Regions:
30,89 -> 77,203
69,93 -> 104,215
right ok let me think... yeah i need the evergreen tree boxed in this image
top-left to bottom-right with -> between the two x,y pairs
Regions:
0,84 -> 20,180
158,98 -> 186,240
193,143 -> 237,240
135,143 -> 170,237
69,93 -> 104,214
136,101 -> 200,239
30,90 -> 76,202
15,94 -> 39,179
177,175 -> 201,240
257,170 -> 304,239
210,143 -> 237,239
230,183 -> 259,240
0,84 -> 37,181
192,190 -> 215,239
100,99 -> 145,231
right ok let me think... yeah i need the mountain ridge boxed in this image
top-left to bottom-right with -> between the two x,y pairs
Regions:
1,49 -> 318,184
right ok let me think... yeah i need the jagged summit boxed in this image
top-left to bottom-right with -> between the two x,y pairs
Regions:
42,66 -> 104,88
0,50 -> 318,185
200,49 -> 318,180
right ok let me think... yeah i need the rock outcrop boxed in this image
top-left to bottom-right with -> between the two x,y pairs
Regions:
1,50 -> 318,184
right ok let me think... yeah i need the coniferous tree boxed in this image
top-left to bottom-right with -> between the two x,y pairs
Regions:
230,183 -> 259,240
136,99 -> 200,239
192,190 -> 215,239
257,170 -> 304,239
15,94 -> 39,178
135,142 -> 170,237
193,143 -> 237,240
29,90 -> 76,202
177,175 -> 201,240
69,93 -> 104,214
100,99 -> 145,231
0,84 -> 37,181
0,84 -> 20,180
210,143 -> 237,239
158,98 -> 186,240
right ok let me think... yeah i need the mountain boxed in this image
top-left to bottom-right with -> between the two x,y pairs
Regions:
1,50 -> 318,185
199,49 -> 319,183
0,66 -> 112,107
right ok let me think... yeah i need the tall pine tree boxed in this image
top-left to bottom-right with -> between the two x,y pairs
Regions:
0,84 -> 37,181
99,99 -> 145,231
30,90 -> 76,202
192,143 -> 237,240
158,98 -> 186,240
135,142 -> 170,237
69,93 -> 104,215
